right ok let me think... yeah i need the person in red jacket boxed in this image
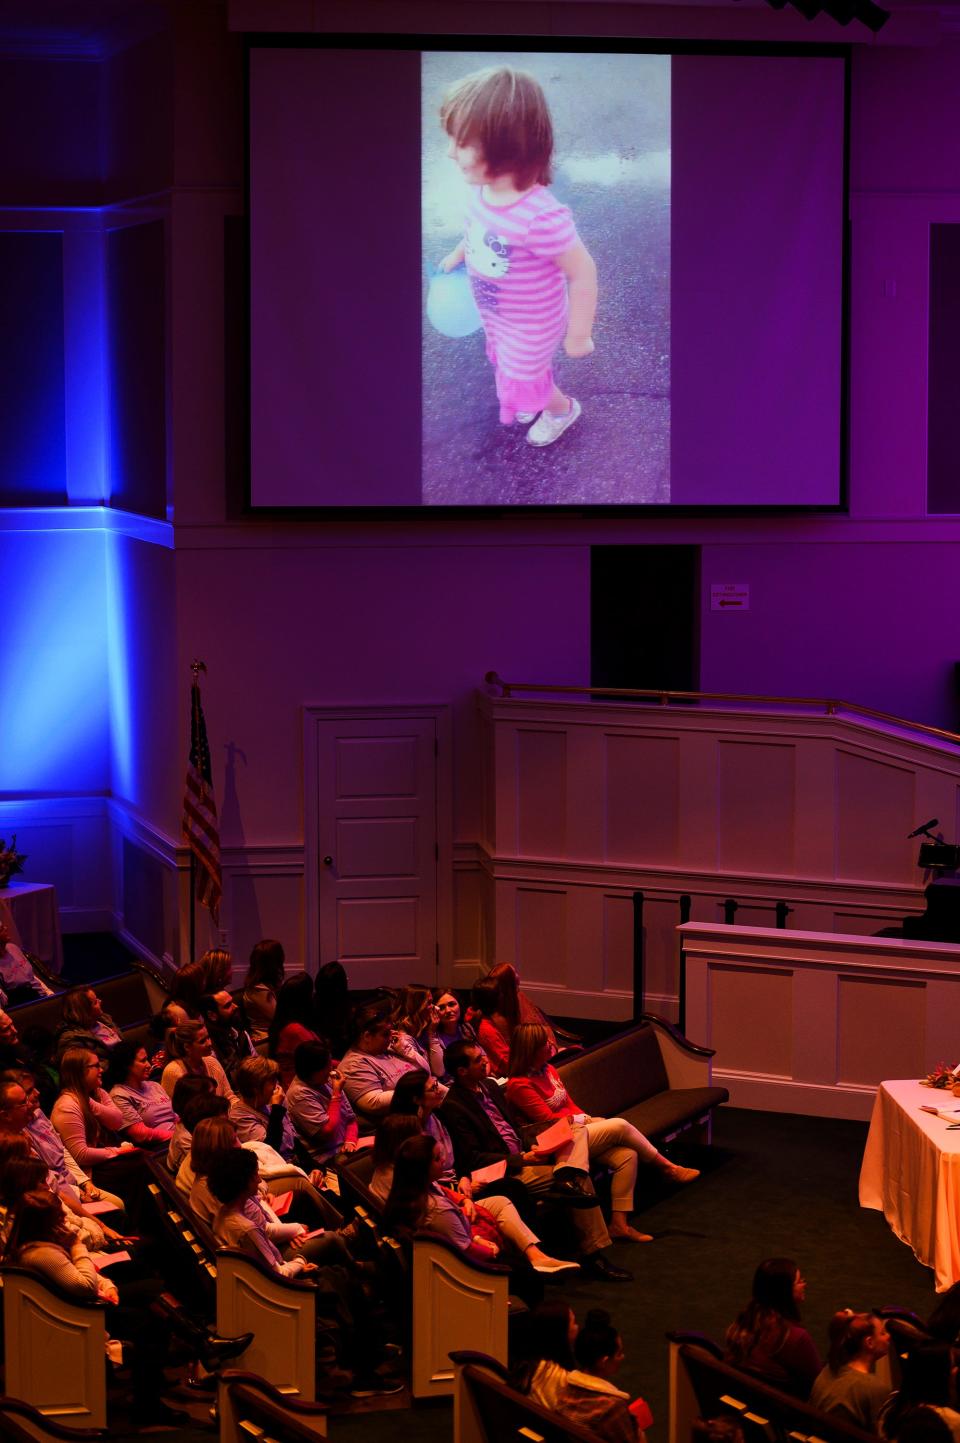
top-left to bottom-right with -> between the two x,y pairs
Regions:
505,1024 -> 698,1242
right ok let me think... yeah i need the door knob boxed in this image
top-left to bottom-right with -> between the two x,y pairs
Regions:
323,856 -> 333,866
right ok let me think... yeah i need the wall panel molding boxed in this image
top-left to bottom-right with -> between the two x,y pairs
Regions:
480,694 -> 960,1020
680,922 -> 960,1119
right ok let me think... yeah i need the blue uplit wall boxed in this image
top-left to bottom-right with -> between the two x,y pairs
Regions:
0,527 -> 110,795
0,233 -> 68,505
0,212 -> 171,815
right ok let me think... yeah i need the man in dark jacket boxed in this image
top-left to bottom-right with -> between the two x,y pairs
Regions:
438,1040 -> 632,1282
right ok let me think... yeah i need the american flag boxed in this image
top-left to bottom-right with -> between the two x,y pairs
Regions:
183,676 -> 221,924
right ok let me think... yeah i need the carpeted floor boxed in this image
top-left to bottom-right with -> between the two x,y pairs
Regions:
123,1102 -> 934,1441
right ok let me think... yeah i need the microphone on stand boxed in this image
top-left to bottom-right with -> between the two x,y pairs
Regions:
907,818 -> 939,839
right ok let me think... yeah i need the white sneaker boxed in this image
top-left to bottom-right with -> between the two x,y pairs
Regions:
516,411 -> 538,424
526,398 -> 581,446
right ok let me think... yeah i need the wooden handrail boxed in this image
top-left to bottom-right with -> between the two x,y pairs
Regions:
483,672 -> 960,747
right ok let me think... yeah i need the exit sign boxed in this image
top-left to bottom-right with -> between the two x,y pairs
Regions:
711,584 -> 750,612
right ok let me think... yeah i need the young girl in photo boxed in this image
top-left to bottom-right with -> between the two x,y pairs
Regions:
439,66 -> 598,446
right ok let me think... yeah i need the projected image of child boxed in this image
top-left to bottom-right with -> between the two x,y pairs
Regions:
437,67 -> 598,447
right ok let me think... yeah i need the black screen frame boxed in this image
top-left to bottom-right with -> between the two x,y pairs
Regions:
242,32 -> 851,521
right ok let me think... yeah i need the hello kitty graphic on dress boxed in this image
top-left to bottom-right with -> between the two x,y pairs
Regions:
465,219 -> 512,312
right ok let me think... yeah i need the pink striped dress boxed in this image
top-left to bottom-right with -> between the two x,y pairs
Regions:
463,185 -> 578,423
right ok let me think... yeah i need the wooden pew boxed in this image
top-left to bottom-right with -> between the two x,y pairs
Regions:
0,1396 -> 108,1443
216,1248 -> 318,1403
144,1155 -> 320,1402
411,1230 -> 512,1400
334,1153 -> 520,1400
450,1351 -> 606,1443
218,1369 -> 328,1442
668,1333 -> 881,1443
0,1265 -> 108,1429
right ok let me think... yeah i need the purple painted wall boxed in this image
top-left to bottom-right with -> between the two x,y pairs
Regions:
5,2 -> 960,966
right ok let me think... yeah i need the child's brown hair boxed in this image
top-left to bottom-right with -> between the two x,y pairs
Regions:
441,67 -> 553,191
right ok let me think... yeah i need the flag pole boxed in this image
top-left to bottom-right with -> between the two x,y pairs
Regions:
189,852 -> 196,962
188,658 -> 205,962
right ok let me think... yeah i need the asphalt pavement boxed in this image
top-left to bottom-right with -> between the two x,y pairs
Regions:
421,49 -> 671,506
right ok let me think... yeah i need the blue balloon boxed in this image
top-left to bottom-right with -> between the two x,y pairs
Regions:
426,263 -> 483,338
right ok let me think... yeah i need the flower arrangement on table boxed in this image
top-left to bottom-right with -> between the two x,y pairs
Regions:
921,1061 -> 959,1090
0,835 -> 26,889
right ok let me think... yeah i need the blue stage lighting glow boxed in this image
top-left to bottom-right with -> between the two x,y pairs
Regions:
0,530 -> 110,794
104,527 -> 133,798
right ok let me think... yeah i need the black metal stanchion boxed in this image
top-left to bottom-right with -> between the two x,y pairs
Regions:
632,890 -> 645,1023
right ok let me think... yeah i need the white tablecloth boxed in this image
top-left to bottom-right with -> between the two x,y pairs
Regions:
0,882 -> 63,974
859,1077 -> 960,1291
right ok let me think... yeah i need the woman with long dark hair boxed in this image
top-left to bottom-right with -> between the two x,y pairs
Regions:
383,1133 -> 576,1274
725,1257 -> 821,1398
106,1039 -> 177,1146
512,1299 -> 579,1409
268,971 -> 320,1087
50,1048 -> 133,1170
243,939 -> 285,1046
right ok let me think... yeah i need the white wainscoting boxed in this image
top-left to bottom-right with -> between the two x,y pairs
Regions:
679,922 -> 960,1119
479,694 -> 960,1021
0,797 -> 114,935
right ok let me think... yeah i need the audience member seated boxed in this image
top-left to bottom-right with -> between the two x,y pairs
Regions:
199,989 -> 255,1082
0,1075 -> 124,1230
392,985 -> 446,1076
167,1073 -> 221,1172
315,960 -> 351,1061
810,1310 -> 891,1431
383,1132 -> 578,1275
338,1001 -> 429,1120
106,1040 -> 177,1147
0,1004 -> 22,1061
432,989 -> 483,1078
0,1134 -> 114,1261
369,1114 -> 422,1203
0,919 -> 54,1004
928,1286 -> 960,1345
243,939 -> 285,1047
189,1115 -> 357,1268
286,1040 -> 359,1165
146,1000 -> 191,1079
0,1144 -> 53,1246
161,1019 -> 237,1102
725,1257 -> 822,1399
268,972 -> 321,1087
56,987 -> 123,1060
470,962 -> 558,1076
440,1039 -> 633,1281
209,1145 -> 403,1399
208,1143 -> 315,1278
51,1048 -> 136,1172
230,1055 -> 296,1159
880,1346 -> 960,1443
172,1094 -> 231,1194
512,1299 -> 579,1408
470,976 -> 513,1077
6,1188 -> 190,1429
560,1307 -> 653,1443
506,1023 -> 698,1243
389,1068 -> 459,1182
169,947 -> 233,1016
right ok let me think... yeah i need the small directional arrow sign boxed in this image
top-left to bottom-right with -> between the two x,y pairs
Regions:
710,584 -> 750,612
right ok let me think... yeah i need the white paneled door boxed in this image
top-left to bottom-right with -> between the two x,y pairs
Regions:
309,713 -> 440,990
